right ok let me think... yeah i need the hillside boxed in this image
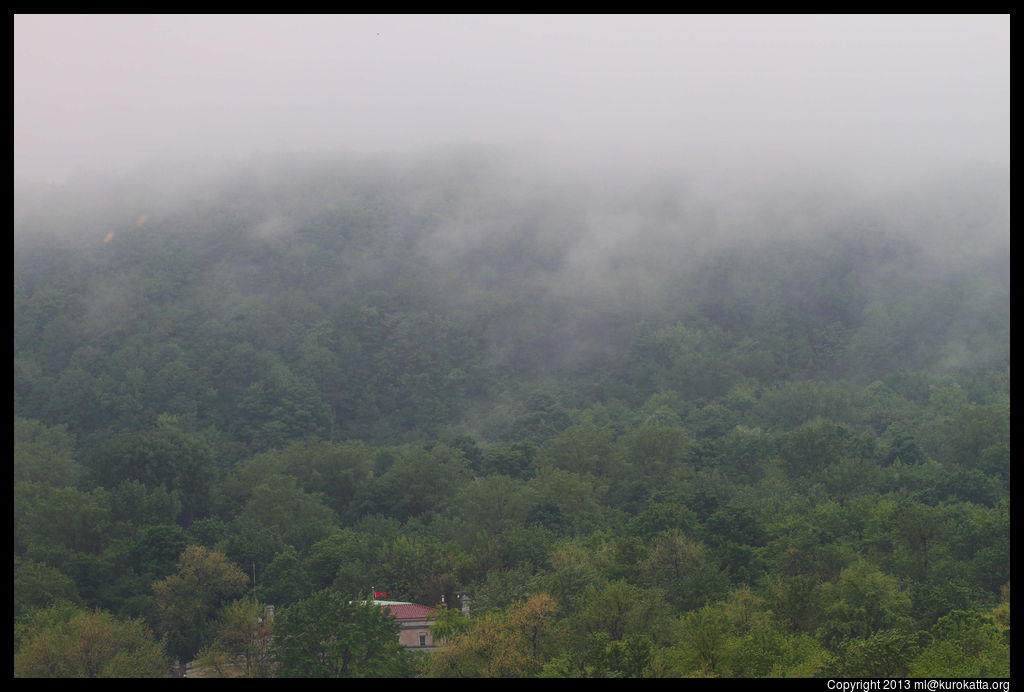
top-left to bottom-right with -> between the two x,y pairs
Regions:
13,151 -> 1010,677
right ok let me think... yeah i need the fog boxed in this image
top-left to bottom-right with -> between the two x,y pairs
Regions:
14,14 -> 1009,185
11,21 -> 1012,675
13,14 -> 1010,414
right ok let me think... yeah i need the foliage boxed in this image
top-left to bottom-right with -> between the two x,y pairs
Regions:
273,589 -> 413,678
11,154 -> 1009,677
151,545 -> 250,661
85,426 -> 214,523
818,561 -> 913,650
14,417 -> 80,486
14,557 -> 80,620
15,604 -> 170,678
826,629 -> 927,678
909,610 -> 1010,678
194,598 -> 275,678
423,593 -> 560,677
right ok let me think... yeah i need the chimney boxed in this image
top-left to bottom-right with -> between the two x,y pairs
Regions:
459,593 -> 471,618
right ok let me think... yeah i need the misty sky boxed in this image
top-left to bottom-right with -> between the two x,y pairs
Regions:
14,14 -> 1009,184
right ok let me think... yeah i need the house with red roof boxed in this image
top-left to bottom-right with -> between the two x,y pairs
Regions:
373,600 -> 437,650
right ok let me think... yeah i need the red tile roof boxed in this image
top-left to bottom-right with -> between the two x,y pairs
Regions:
377,602 -> 435,621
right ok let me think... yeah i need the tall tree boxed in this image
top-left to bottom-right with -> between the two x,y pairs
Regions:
273,589 -> 413,678
85,425 -> 214,524
14,417 -> 80,487
424,593 -> 559,678
151,545 -> 249,661
194,598 -> 275,678
15,604 -> 170,678
909,610 -> 1010,678
818,561 -> 913,651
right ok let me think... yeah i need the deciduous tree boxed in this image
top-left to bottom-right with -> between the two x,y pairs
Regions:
151,545 -> 249,660
273,589 -> 413,678
15,604 -> 170,678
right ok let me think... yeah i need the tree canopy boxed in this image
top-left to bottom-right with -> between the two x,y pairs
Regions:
13,151 -> 1009,678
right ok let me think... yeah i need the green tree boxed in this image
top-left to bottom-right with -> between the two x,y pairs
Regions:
271,440 -> 375,518
455,475 -> 532,534
235,475 -> 338,551
755,381 -> 855,430
827,629 -> 927,678
778,418 -> 852,479
670,605 -> 737,676
14,417 -> 80,487
152,545 -> 249,661
640,529 -> 728,611
85,426 -> 214,524
47,367 -> 104,433
818,561 -> 912,651
15,604 -> 170,678
525,467 -> 608,534
13,557 -> 80,620
627,501 -> 699,541
129,524 -> 189,581
909,610 -> 1009,678
424,593 -> 559,678
110,479 -> 182,527
712,425 -> 777,483
273,589 -> 413,678
507,391 -> 572,443
258,545 -> 314,606
726,622 -> 827,677
616,424 -> 692,478
306,529 -> 376,592
574,579 -> 671,644
765,574 -> 825,634
237,361 -> 331,450
374,533 -> 463,606
195,598 -> 275,678
364,443 -> 471,520
540,425 -> 615,476
929,403 -> 1010,479
541,632 -> 655,678
877,500 -> 946,582
479,441 -> 538,479
146,358 -> 206,418
15,482 -> 113,556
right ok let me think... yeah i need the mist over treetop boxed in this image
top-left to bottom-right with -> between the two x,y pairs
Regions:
13,16 -> 1009,678
14,146 -> 1008,451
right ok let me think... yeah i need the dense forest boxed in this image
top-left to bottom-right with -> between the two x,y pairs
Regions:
13,150 -> 1010,677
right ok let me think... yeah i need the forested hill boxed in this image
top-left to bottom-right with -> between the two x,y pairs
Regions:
14,151 -> 1009,677
14,152 -> 1009,452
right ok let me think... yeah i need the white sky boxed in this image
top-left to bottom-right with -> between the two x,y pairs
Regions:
14,14 -> 1010,184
